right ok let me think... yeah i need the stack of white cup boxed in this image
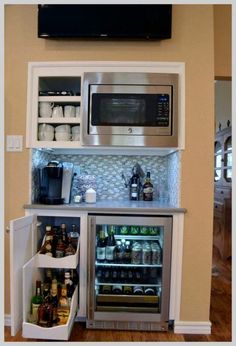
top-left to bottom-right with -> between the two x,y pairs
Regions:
71,126 -> 80,141
38,124 -> 54,141
55,125 -> 71,141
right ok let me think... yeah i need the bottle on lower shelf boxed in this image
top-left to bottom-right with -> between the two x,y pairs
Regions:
112,285 -> 123,294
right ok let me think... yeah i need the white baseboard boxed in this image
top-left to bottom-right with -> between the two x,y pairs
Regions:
174,320 -> 212,334
4,314 -> 11,327
5,314 -> 211,335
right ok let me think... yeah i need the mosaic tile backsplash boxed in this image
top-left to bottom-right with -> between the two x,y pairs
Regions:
32,149 -> 180,206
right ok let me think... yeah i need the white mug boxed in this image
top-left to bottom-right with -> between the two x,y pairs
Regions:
55,124 -> 71,133
52,105 -> 63,118
75,106 -> 80,118
64,105 -> 76,118
39,102 -> 54,117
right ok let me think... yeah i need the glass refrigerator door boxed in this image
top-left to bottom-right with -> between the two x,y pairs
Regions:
88,215 -> 172,321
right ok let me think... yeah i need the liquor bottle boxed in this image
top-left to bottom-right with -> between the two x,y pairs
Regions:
61,223 -> 68,246
37,291 -> 53,327
39,226 -> 53,256
143,172 -> 153,201
69,224 -> 79,250
96,229 -> 106,262
64,236 -> 76,257
123,240 -> 132,264
55,237 -> 66,258
50,278 -> 59,325
130,166 -> 140,200
44,268 -> 53,286
57,284 -> 70,325
31,280 -> 43,324
64,271 -> 73,300
105,226 -> 116,262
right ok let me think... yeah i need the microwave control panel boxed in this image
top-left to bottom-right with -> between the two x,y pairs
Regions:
156,94 -> 170,127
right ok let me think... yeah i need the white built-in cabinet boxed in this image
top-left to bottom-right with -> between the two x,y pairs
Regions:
10,209 -> 88,341
26,64 -> 84,148
26,61 -> 185,151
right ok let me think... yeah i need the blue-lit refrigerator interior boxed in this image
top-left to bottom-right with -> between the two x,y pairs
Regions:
87,214 -> 172,331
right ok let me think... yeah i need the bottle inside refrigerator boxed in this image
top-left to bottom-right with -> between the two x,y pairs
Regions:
87,214 -> 172,331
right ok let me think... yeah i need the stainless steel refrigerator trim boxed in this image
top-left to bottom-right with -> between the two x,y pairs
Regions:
87,215 -> 172,327
82,72 -> 178,147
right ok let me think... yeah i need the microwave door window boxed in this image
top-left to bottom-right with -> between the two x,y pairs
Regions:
91,94 -> 150,126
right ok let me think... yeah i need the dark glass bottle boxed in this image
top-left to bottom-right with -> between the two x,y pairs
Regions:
50,278 -> 59,325
64,271 -> 73,299
143,172 -> 153,201
114,240 -> 123,263
57,284 -> 70,325
39,225 -> 53,256
31,280 -> 43,324
105,226 -> 116,262
130,168 -> 140,200
96,229 -> 106,262
69,224 -> 79,250
123,240 -> 132,264
37,287 -> 54,327
61,223 -> 68,246
64,236 -> 76,256
55,237 -> 66,258
112,285 -> 123,294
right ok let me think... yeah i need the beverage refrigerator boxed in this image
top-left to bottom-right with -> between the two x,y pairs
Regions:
87,214 -> 172,331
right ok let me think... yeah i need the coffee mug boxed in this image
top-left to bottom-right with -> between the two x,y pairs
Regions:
64,105 -> 76,118
39,102 -> 54,117
38,123 -> 54,132
75,106 -> 80,118
55,124 -> 71,133
52,105 -> 63,118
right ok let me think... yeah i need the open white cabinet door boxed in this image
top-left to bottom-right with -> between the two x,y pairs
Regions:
10,214 -> 38,336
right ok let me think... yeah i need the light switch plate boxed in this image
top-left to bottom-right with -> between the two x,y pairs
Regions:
6,135 -> 23,152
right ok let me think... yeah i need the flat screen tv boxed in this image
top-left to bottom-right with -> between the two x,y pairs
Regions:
38,4 -> 172,40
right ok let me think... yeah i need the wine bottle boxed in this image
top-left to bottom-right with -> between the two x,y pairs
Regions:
130,167 -> 140,200
105,226 -> 116,262
96,229 -> 106,262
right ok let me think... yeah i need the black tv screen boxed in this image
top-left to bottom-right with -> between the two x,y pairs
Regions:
38,4 -> 172,40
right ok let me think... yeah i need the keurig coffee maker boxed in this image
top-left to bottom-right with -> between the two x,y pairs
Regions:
38,161 -> 74,204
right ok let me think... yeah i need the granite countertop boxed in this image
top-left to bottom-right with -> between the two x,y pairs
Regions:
24,200 -> 186,213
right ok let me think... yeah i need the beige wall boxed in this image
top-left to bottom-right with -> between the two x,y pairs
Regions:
214,5 -> 232,78
5,5 -> 215,323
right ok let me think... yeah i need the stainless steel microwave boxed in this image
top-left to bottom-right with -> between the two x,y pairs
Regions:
81,72 -> 178,147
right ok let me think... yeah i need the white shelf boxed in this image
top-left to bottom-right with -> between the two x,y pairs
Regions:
34,141 -> 81,148
95,262 -> 162,268
38,118 -> 80,124
38,96 -> 81,102
36,239 -> 79,269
